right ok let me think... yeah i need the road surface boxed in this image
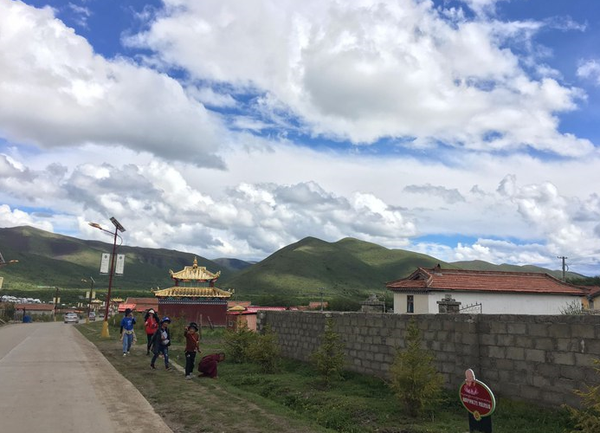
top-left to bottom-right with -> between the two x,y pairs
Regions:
0,322 -> 173,433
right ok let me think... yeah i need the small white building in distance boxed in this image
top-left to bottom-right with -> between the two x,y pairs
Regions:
386,265 -> 588,315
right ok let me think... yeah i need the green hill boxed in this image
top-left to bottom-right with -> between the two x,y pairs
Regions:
0,226 -> 231,294
451,260 -> 582,280
1,226 -> 586,306
219,237 -> 458,300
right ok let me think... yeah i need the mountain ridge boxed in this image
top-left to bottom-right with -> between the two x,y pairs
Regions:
0,226 -> 584,303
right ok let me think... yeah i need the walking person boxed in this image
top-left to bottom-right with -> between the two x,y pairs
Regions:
184,322 -> 200,379
144,309 -> 159,355
150,317 -> 172,370
120,308 -> 136,356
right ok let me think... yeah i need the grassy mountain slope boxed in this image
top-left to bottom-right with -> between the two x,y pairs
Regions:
2,226 -> 587,305
0,226 -> 231,292
451,260 -> 582,280
212,258 -> 254,272
219,237 -> 458,299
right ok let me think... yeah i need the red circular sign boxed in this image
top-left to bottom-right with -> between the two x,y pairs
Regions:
459,379 -> 496,420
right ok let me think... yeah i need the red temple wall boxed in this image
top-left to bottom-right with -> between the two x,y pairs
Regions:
159,303 -> 227,327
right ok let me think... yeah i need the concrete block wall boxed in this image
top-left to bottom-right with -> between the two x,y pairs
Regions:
258,311 -> 600,407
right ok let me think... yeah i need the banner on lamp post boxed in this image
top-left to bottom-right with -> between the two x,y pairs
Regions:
99,253 -> 110,274
115,254 -> 125,275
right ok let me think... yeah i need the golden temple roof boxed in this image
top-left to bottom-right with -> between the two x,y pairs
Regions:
153,286 -> 232,298
170,257 -> 221,281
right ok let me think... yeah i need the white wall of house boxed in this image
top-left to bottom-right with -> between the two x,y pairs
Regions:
393,293 -> 430,314
393,291 -> 582,315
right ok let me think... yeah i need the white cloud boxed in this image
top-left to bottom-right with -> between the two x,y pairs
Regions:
577,59 -> 600,86
127,0 -> 593,156
1,140 -> 600,274
0,0 -> 225,167
0,204 -> 53,231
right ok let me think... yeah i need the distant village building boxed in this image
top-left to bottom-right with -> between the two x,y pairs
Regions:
153,258 -> 232,326
226,305 -> 294,331
386,265 -> 588,315
118,297 -> 159,314
584,287 -> 600,311
15,303 -> 56,318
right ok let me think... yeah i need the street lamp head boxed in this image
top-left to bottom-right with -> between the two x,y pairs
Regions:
110,217 -> 126,233
89,222 -> 102,229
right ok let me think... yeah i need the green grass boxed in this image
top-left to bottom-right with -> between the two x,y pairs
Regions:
78,320 -> 574,433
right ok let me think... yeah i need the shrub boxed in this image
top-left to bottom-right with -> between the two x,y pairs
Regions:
224,322 -> 257,363
565,359 -> 600,432
560,300 -> 584,315
247,325 -> 280,373
311,317 -> 346,386
388,318 -> 443,417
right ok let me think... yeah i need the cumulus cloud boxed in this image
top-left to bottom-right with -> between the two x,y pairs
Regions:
0,0 -> 225,167
0,204 -> 53,231
2,156 -> 416,259
126,0 -> 593,156
577,60 -> 600,86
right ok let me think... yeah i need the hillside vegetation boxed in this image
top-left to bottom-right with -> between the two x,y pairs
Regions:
219,237 -> 458,299
0,226 -> 584,305
0,226 -> 232,293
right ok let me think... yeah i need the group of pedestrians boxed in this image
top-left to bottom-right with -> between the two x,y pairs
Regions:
118,308 -> 225,378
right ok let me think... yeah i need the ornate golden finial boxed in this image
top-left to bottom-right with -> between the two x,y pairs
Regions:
193,257 -> 198,268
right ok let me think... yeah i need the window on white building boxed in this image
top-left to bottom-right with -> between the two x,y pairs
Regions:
407,295 -> 414,313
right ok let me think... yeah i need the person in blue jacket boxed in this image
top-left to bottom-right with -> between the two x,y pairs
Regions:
120,308 -> 136,356
150,317 -> 172,370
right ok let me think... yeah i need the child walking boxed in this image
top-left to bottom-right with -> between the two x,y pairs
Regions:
119,308 -> 136,356
144,309 -> 159,355
184,322 -> 200,379
150,317 -> 172,370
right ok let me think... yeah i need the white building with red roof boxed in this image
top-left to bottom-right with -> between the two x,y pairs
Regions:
386,265 -> 588,315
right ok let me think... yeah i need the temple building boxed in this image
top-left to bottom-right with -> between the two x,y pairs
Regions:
153,258 -> 233,326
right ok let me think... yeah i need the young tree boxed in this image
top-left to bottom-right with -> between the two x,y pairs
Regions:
389,318 -> 443,417
311,317 -> 346,387
224,322 -> 257,363
247,325 -> 280,373
565,359 -> 600,432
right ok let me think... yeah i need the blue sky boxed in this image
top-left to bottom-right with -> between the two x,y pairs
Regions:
1,0 -> 600,275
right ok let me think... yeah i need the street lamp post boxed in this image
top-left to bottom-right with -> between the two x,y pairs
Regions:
89,217 -> 125,338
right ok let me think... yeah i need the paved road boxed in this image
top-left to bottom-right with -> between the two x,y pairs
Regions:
0,322 -> 173,433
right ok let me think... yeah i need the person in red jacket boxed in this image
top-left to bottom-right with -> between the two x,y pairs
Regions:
198,353 -> 225,378
144,309 -> 159,355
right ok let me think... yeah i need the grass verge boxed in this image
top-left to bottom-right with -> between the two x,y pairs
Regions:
78,321 -> 573,433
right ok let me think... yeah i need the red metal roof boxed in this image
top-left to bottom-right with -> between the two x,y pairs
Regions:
586,286 -> 600,299
117,303 -> 137,312
15,303 -> 55,311
124,297 -> 158,311
386,267 -> 587,296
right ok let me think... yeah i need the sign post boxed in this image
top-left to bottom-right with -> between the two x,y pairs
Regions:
459,369 -> 496,433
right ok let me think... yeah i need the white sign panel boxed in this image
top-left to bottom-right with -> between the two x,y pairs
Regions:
100,253 -> 110,274
115,254 -> 125,275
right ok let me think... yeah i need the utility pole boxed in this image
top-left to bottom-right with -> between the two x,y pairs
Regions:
557,256 -> 568,281
53,286 -> 60,321
320,288 -> 324,312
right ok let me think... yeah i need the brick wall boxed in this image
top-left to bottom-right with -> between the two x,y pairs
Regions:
257,311 -> 600,407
